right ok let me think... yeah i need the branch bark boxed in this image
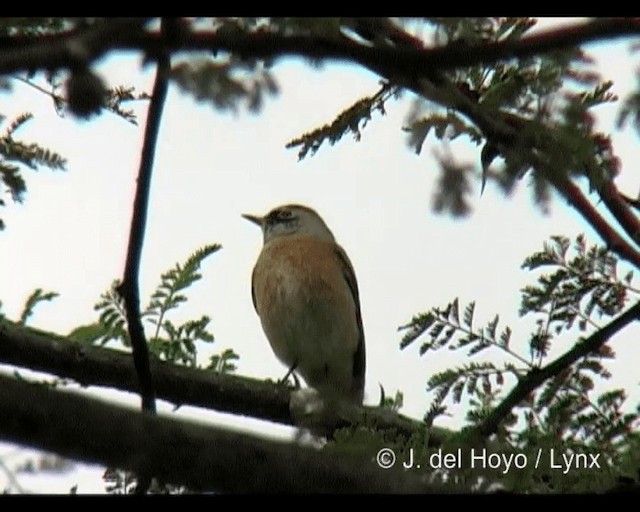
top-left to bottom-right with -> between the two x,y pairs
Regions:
0,372 -> 438,493
0,320 -> 449,446
116,21 -> 172,416
1,19 -> 639,76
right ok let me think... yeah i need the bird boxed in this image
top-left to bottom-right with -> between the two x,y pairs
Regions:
242,204 -> 366,407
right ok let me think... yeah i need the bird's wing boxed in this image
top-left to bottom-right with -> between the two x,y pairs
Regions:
334,245 -> 366,403
250,265 -> 258,313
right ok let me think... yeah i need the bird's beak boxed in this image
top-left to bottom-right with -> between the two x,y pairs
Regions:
241,213 -> 263,227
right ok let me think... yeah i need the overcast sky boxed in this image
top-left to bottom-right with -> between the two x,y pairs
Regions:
1,18 -> 639,493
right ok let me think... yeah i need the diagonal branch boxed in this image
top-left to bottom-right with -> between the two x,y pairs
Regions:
405,76 -> 640,270
0,372 -> 438,493
473,299 -> 640,438
595,179 -> 640,247
116,29 -> 171,414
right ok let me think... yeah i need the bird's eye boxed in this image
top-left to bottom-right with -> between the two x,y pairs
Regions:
268,209 -> 293,224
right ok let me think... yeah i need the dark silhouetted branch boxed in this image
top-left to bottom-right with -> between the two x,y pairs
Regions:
409,77 -> 640,270
116,24 -> 171,415
474,300 -> 640,437
0,372 -> 439,493
1,19 -> 639,77
0,18 -> 150,74
0,320 -> 450,446
596,180 -> 640,247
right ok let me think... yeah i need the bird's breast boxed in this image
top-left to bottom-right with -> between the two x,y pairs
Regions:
251,235 -> 358,377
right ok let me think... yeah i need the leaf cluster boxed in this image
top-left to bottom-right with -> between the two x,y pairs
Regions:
171,54 -> 279,114
67,244 -> 237,372
521,234 -> 632,338
0,112 -> 67,229
399,234 -> 639,492
287,82 -> 398,160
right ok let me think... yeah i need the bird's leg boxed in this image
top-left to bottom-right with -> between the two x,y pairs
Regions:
280,363 -> 300,388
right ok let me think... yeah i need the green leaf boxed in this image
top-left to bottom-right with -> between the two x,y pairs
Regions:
67,323 -> 108,345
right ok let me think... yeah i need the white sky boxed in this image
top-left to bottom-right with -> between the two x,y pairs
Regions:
1,18 -> 639,493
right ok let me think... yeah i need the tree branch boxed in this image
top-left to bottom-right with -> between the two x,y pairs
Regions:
473,299 -> 640,437
1,19 -> 639,77
0,372 -> 439,493
5,20 -> 640,272
406,76 -> 640,270
116,24 -> 171,414
621,192 -> 640,211
0,320 -> 450,446
596,179 -> 640,247
0,18 -> 151,74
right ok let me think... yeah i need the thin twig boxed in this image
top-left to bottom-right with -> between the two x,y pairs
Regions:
474,299 -> 640,437
116,27 -> 170,414
12,75 -> 64,102
114,19 -> 170,494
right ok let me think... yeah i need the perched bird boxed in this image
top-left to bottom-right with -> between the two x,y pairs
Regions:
243,204 -> 366,406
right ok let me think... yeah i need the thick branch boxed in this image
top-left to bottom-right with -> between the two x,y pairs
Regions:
0,320 -> 449,445
116,28 -> 171,414
474,300 -> 640,437
0,18 -> 151,74
0,372 -> 438,493
1,19 -> 639,76
553,176 -> 640,268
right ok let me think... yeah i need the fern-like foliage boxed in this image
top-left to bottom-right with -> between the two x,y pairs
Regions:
0,287 -> 59,326
304,17 -> 624,216
399,297 -> 524,426
171,57 -> 279,114
0,112 -> 67,229
70,244 -> 238,372
521,234 -> 631,333
400,234 -> 639,490
145,245 -> 221,328
13,72 -> 150,126
89,281 -> 129,346
286,82 -> 399,160
102,86 -> 151,126
207,348 -> 240,374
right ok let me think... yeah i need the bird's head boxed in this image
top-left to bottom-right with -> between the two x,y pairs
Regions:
242,204 -> 336,244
